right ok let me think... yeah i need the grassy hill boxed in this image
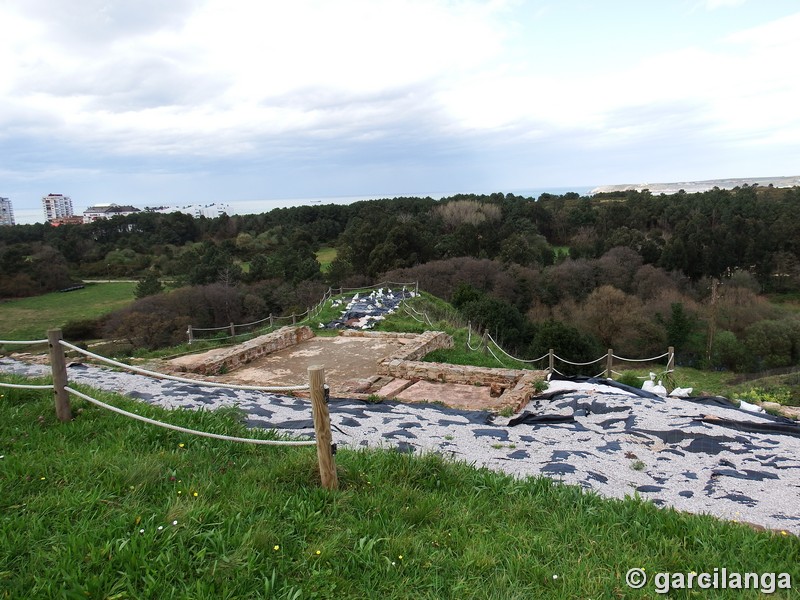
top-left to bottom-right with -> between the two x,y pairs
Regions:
0,282 -> 136,342
0,380 -> 797,598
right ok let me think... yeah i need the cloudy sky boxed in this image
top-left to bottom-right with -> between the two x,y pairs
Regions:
2,0 -> 799,223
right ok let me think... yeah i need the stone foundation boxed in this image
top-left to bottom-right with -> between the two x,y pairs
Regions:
189,326 -> 315,375
373,330 -> 546,410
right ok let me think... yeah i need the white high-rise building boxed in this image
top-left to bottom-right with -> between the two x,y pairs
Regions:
0,197 -> 14,226
42,193 -> 74,221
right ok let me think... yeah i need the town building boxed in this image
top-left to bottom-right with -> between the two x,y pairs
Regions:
146,202 -> 231,219
42,193 -> 74,222
0,197 -> 14,226
83,203 -> 142,223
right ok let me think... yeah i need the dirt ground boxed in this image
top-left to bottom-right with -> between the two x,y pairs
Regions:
167,335 -> 513,411
211,335 -> 409,390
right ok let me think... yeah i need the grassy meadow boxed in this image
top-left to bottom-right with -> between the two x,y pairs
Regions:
0,282 -> 136,342
0,379 -> 797,599
315,247 -> 337,272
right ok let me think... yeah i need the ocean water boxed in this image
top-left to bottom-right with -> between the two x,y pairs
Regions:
223,186 -> 596,217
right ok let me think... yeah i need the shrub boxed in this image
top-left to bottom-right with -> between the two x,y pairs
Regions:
62,318 -> 105,341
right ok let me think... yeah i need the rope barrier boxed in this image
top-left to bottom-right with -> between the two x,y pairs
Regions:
65,387 -> 316,446
553,353 -> 606,366
236,316 -> 272,328
486,344 -> 506,367
0,339 -> 49,345
0,381 -> 54,390
611,352 -> 670,363
339,281 -> 416,292
59,340 -> 310,393
402,305 -> 425,323
486,333 -> 548,364
190,325 -> 232,332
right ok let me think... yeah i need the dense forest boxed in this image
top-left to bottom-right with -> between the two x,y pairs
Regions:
3,185 -> 800,371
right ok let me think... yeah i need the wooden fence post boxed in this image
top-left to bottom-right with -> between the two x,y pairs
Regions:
187,325 -> 194,344
269,313 -> 274,328
308,366 -> 338,490
292,314 -> 297,325
605,349 -> 613,379
667,346 -> 675,372
47,329 -> 72,422
549,349 -> 554,375
230,322 -> 236,337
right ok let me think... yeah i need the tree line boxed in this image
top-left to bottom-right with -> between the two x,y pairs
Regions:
3,185 -> 800,371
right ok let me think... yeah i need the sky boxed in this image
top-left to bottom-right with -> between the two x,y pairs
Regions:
1,0 -> 799,224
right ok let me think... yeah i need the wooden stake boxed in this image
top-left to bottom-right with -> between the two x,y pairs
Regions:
47,329 -> 72,422
549,349 -> 555,375
606,349 -> 613,379
308,366 -> 338,490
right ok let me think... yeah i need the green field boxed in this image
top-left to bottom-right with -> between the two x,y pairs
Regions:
0,282 -> 136,341
315,247 -> 337,272
0,380 -> 797,599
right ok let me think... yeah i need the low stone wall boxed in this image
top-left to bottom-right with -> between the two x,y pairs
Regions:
501,371 -> 547,411
339,331 -> 421,340
374,329 -> 546,409
379,359 -> 521,386
190,326 -> 314,375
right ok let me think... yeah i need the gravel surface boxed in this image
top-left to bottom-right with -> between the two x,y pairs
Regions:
3,357 -> 799,534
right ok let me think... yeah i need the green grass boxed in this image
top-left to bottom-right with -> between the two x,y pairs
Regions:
1,378 -> 798,598
0,282 -> 136,342
315,247 -> 337,273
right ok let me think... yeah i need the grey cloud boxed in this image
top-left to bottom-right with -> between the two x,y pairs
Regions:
15,0 -> 202,46
19,52 -> 229,111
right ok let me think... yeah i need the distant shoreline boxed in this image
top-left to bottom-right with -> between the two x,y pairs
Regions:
590,175 -> 800,196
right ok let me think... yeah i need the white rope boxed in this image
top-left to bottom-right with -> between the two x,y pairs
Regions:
65,387 -> 316,446
190,325 -> 232,332
236,316 -> 272,328
59,341 -> 309,393
553,353 -> 606,366
405,303 -> 434,327
487,344 -> 506,367
0,339 -> 49,345
486,333 -> 548,364
402,305 -> 425,322
551,367 -> 566,376
339,281 -> 416,292
0,381 -> 54,390
611,352 -> 670,363
593,370 -> 607,378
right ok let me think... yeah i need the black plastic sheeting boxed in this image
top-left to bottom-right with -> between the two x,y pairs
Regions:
323,289 -> 415,329
539,374 -> 800,436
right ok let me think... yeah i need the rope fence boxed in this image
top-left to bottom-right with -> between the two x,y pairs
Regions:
59,340 -> 309,393
0,339 -> 57,390
64,386 -> 316,446
0,329 -> 339,489
466,322 -> 674,378
187,280 -> 419,344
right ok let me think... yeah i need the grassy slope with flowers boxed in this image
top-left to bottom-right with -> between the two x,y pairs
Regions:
1,378 -> 798,599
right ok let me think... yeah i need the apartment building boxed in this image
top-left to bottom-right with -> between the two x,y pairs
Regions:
42,193 -> 74,222
0,197 -> 14,226
83,203 -> 141,223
